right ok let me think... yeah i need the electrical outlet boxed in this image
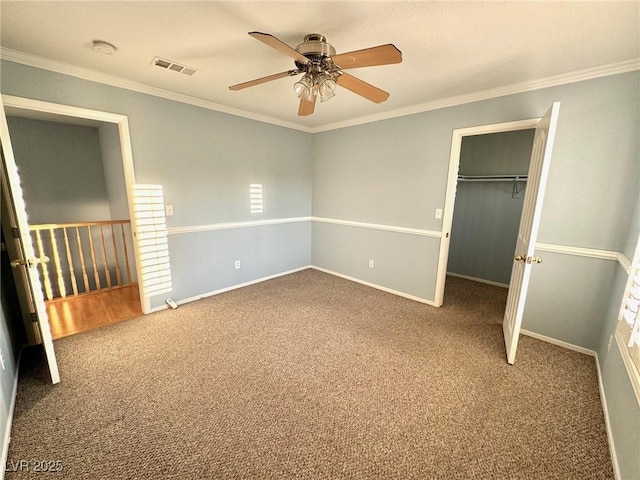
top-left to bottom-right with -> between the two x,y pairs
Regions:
369,260 -> 374,268
435,208 -> 443,219
235,260 -> 241,270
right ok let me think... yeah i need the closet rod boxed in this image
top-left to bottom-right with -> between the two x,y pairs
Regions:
457,174 -> 528,183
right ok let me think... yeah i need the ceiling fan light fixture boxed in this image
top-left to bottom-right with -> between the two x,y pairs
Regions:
294,74 -> 314,100
229,31 -> 403,116
318,74 -> 337,102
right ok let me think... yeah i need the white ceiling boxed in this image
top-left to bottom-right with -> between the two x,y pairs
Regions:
1,1 -> 639,131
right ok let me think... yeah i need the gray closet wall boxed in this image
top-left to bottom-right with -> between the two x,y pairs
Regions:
447,129 -> 535,285
6,116 -> 113,224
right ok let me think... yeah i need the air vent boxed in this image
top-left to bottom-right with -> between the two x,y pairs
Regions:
151,57 -> 198,76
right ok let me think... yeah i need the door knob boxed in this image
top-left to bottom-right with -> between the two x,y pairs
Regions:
10,256 -> 49,268
514,254 -> 542,264
10,258 -> 26,268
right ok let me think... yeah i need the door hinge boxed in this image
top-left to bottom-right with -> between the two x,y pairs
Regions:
30,312 -> 38,323
11,227 -> 20,239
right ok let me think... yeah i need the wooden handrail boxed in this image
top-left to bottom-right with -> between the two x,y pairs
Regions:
30,219 -> 131,230
29,220 -> 134,300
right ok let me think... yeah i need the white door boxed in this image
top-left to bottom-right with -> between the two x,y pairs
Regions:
503,102 -> 560,365
0,99 -> 60,384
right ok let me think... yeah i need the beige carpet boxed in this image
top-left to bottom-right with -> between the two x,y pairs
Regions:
5,269 -> 613,479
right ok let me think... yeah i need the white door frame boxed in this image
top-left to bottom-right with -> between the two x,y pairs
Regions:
1,95 -> 150,313
433,117 -> 540,307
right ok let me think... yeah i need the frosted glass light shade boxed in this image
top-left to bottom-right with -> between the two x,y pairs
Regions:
318,75 -> 336,102
294,75 -> 314,100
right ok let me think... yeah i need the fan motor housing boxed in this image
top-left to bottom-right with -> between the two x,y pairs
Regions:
295,34 -> 336,69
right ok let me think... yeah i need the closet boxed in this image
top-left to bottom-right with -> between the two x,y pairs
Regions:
447,129 -> 535,287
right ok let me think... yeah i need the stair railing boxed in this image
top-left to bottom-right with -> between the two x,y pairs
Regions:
28,220 -> 135,300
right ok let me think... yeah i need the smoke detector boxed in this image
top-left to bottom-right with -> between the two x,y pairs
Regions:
92,40 -> 117,55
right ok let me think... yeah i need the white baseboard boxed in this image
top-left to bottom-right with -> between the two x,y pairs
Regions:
148,266 -> 311,312
520,329 -> 596,356
310,265 -> 436,306
150,264 -> 437,311
446,272 -> 509,288
1,346 -> 23,479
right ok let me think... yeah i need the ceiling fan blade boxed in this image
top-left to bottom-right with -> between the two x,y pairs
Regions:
249,32 -> 310,65
229,70 -> 300,91
298,92 -> 317,116
331,44 -> 402,69
336,73 -> 390,104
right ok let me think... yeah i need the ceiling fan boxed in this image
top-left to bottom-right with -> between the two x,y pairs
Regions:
229,32 -> 402,116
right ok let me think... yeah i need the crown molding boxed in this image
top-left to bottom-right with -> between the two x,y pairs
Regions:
1,47 -> 638,134
0,48 -> 313,133
310,58 -> 640,133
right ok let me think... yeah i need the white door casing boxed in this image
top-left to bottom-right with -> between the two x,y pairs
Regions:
503,102 -> 561,364
0,97 -> 60,384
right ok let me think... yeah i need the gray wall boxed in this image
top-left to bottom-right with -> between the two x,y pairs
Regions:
98,123 -> 128,220
312,115 -> 447,299
0,61 -> 313,310
6,117 -> 112,224
448,130 -> 534,285
98,123 -> 137,284
458,130 -> 534,175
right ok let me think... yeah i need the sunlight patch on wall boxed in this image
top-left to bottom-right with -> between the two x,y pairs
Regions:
250,183 -> 263,213
132,184 -> 172,296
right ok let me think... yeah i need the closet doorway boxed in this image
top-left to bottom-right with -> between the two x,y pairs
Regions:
440,128 -> 536,346
434,104 -> 561,363
446,129 -> 535,290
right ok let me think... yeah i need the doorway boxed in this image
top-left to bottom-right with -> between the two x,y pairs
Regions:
4,113 -> 141,338
1,95 -> 148,341
439,128 -> 536,336
446,128 -> 535,292
434,118 -> 540,306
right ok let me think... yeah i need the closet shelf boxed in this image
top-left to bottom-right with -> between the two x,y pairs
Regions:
457,174 -> 528,183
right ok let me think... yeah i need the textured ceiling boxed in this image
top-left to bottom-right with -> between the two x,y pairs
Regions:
1,1 -> 639,130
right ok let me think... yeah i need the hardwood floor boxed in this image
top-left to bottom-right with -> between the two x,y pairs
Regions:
45,284 -> 143,339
